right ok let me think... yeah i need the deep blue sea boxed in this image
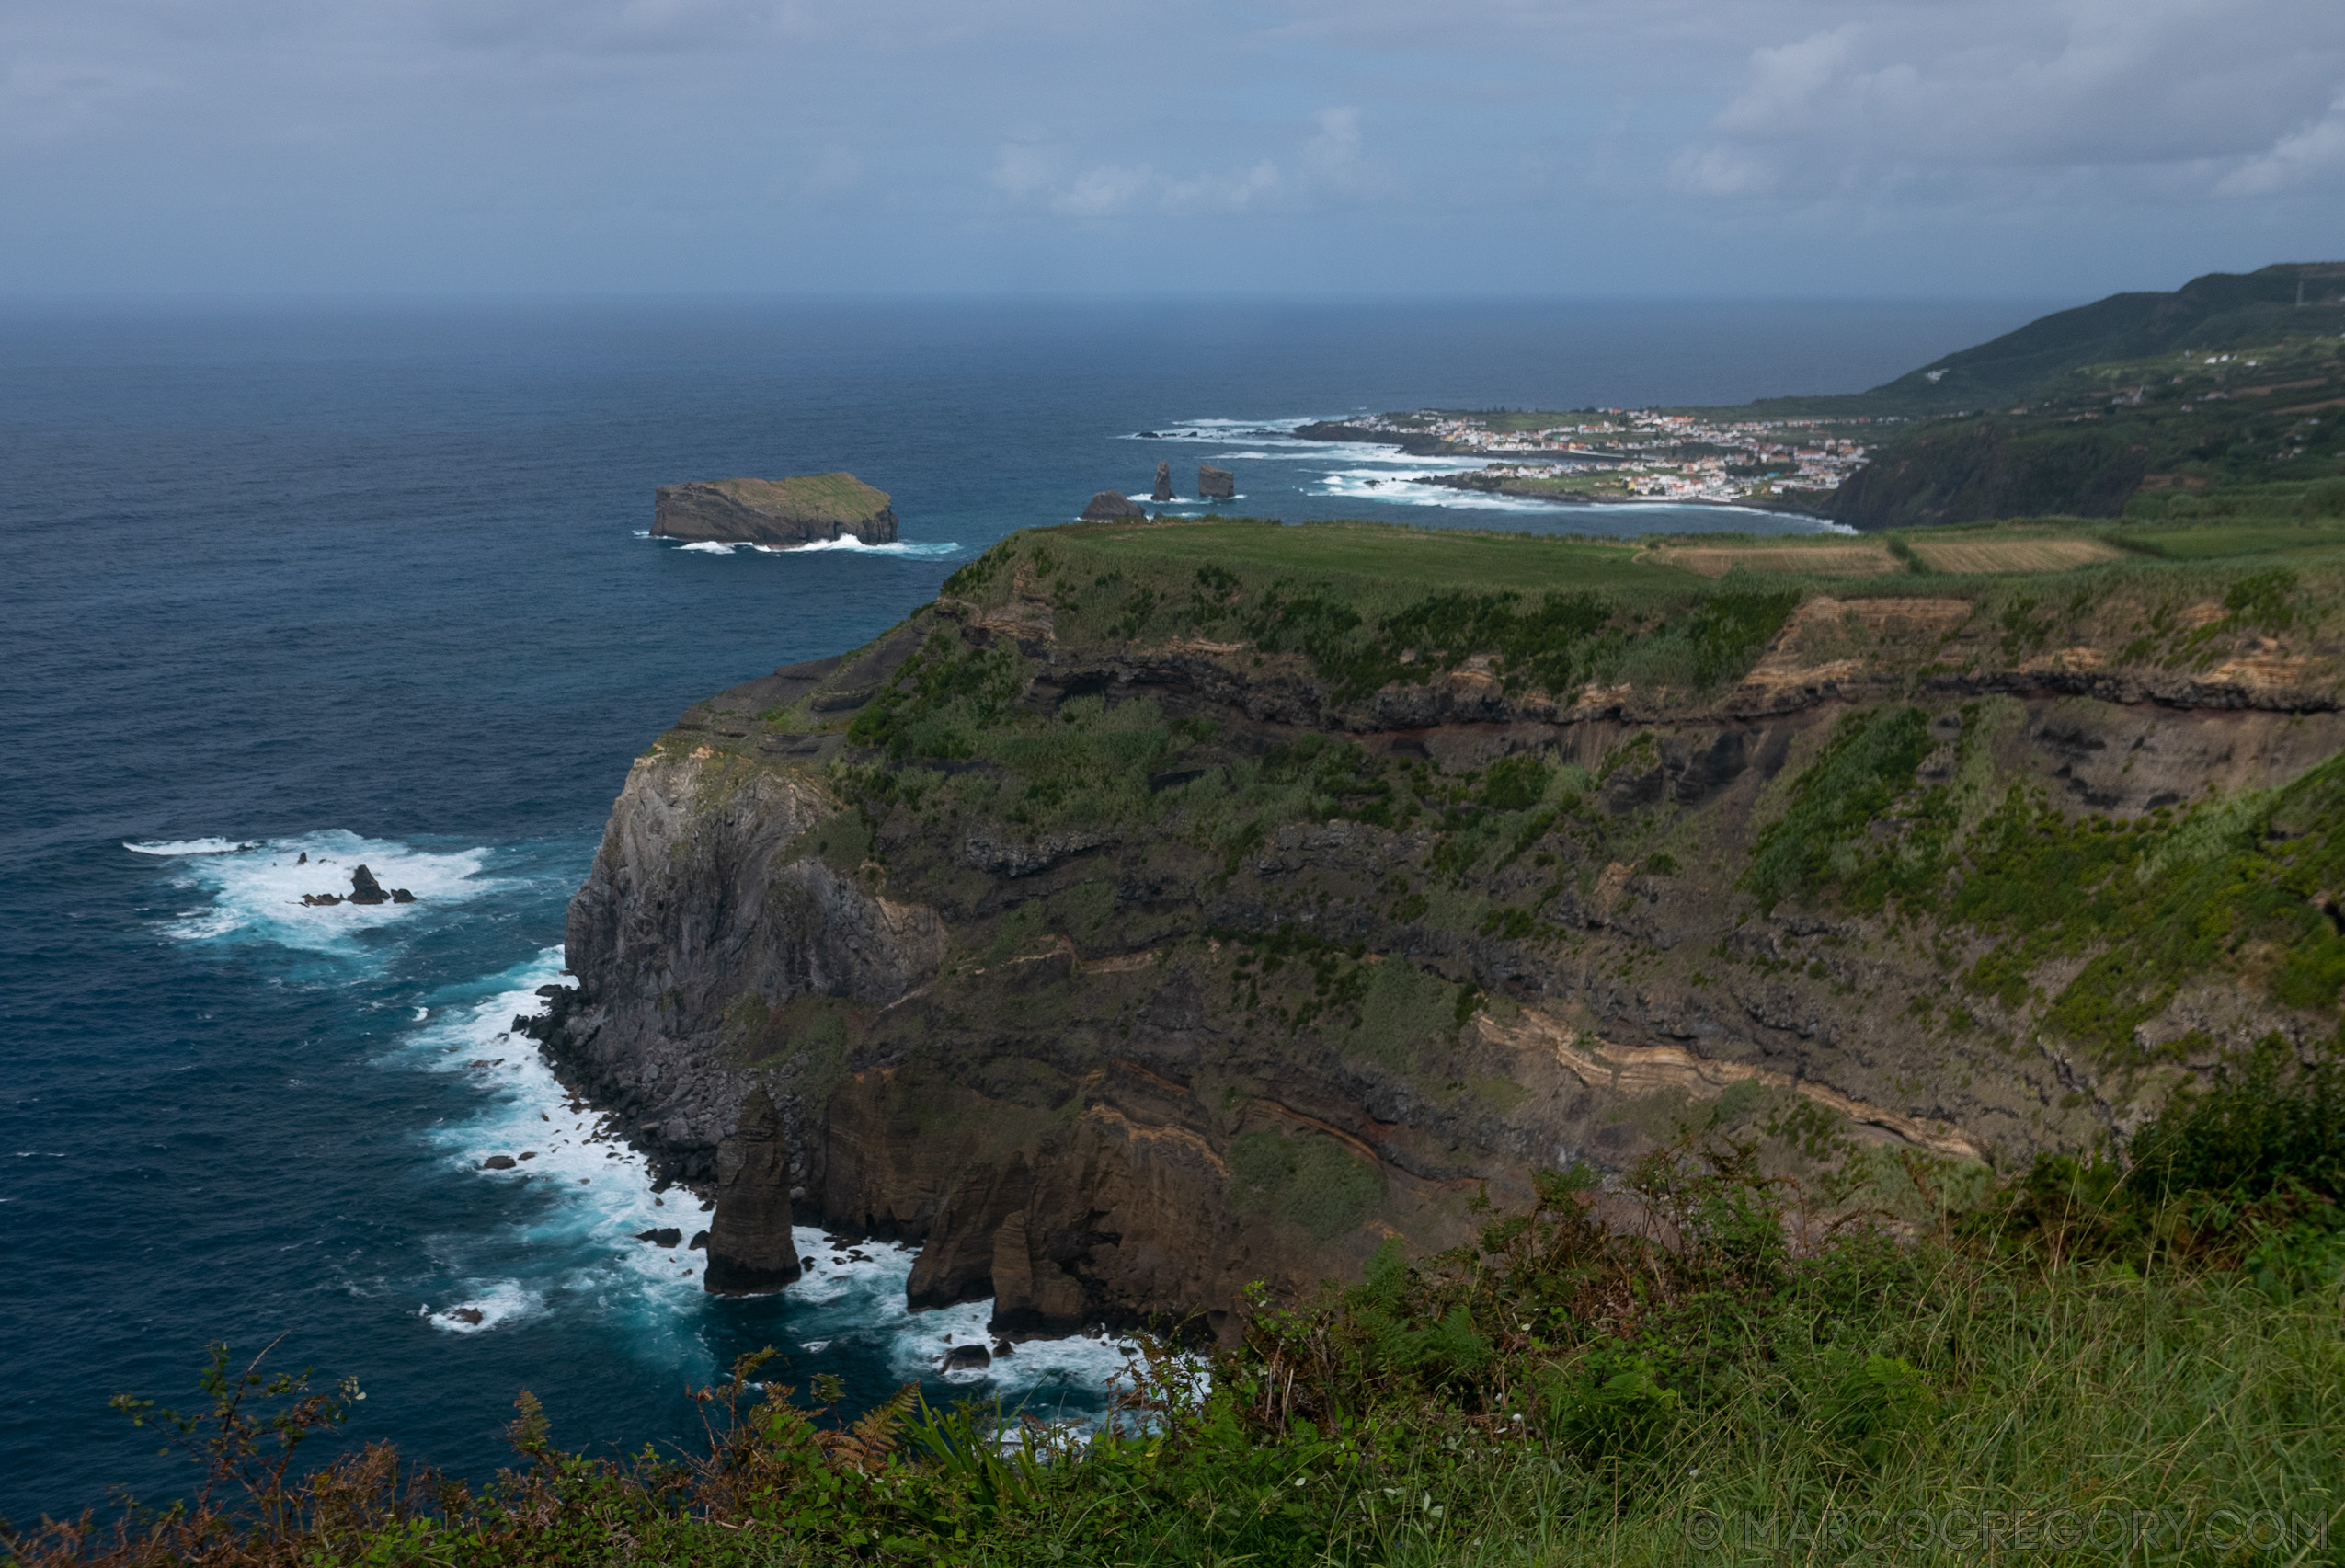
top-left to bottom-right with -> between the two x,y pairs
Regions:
0,295 -> 2042,1526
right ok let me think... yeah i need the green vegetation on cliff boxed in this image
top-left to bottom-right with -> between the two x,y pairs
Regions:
767,515 -> 2345,1093
18,1054 -> 2343,1567
705,473 -> 894,526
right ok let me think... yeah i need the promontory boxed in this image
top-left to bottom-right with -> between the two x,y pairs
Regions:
653,473 -> 898,547
534,510 -> 2345,1341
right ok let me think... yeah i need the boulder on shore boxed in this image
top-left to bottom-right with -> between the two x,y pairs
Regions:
703,1088 -> 802,1295
1081,491 -> 1146,521
1197,464 -> 1235,498
653,474 -> 898,547
1151,462 -> 1173,501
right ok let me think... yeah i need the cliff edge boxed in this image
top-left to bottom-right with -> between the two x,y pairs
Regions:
543,516 -> 2345,1338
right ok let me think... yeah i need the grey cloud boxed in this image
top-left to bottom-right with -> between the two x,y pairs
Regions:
1675,0 -> 2345,198
1,0 -> 2339,296
985,106 -> 1384,217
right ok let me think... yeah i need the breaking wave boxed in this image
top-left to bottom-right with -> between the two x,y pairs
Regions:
130,830 -> 503,956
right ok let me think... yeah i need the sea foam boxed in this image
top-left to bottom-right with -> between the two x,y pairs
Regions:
124,837 -> 253,856
399,949 -> 1174,1419
132,830 -> 501,955
657,536 -> 961,558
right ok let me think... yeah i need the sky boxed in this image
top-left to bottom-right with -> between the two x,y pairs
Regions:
3,0 -> 2342,299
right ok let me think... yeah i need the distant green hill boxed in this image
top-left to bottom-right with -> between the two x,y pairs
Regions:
1731,260 -> 2345,419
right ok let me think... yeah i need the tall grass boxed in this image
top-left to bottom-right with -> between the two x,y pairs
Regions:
14,1051 -> 2345,1568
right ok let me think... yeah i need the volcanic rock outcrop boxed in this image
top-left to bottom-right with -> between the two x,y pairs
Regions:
702,1087 -> 802,1295
537,523 -> 2345,1343
302,864 -> 415,907
653,474 -> 898,547
1197,464 -> 1234,498
1081,491 -> 1146,520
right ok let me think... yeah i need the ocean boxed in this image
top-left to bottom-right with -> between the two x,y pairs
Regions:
0,294 -> 2041,1525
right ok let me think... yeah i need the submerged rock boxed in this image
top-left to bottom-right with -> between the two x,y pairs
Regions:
1081,491 -> 1146,521
1197,464 -> 1235,498
481,1155 -> 517,1171
703,1088 -> 802,1296
653,474 -> 898,547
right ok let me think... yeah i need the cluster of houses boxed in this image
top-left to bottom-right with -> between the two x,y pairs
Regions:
1347,408 -> 1882,504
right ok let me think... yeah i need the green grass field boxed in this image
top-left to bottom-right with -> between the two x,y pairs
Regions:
1044,519 -> 1661,594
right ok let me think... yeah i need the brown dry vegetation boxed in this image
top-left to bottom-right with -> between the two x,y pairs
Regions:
1907,535 -> 2127,574
1653,543 -> 1896,578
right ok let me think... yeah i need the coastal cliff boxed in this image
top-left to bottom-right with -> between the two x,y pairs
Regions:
653,474 -> 898,546
540,517 -> 2345,1339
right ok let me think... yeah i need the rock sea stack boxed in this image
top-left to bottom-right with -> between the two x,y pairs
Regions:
702,1088 -> 801,1295
1197,464 -> 1235,498
1152,462 -> 1173,502
653,474 -> 898,547
1081,491 -> 1146,521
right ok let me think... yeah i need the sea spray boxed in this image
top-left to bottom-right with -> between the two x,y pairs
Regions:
127,830 -> 502,955
404,950 -> 1168,1421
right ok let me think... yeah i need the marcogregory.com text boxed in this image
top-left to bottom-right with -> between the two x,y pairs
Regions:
1682,1505 -> 2331,1555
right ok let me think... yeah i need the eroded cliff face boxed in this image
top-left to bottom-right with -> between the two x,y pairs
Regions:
542,532 -> 2345,1340
557,722 -> 945,1177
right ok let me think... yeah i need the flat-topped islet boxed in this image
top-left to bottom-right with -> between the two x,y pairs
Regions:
653,473 -> 898,547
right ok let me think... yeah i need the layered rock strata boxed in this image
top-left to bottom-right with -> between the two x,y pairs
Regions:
539,536 -> 2345,1341
653,475 -> 898,547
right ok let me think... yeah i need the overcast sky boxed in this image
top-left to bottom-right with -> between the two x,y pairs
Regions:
4,0 -> 2341,298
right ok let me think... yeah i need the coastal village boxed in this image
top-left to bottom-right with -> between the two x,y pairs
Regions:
1322,406 -> 1887,506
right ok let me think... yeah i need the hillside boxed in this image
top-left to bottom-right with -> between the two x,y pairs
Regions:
532,515 -> 2345,1345
1826,330 -> 2345,529
1300,264 -> 2345,527
1740,260 -> 2345,419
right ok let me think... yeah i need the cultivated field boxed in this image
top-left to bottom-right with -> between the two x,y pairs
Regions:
1908,536 -> 2126,573
1654,543 -> 1897,578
